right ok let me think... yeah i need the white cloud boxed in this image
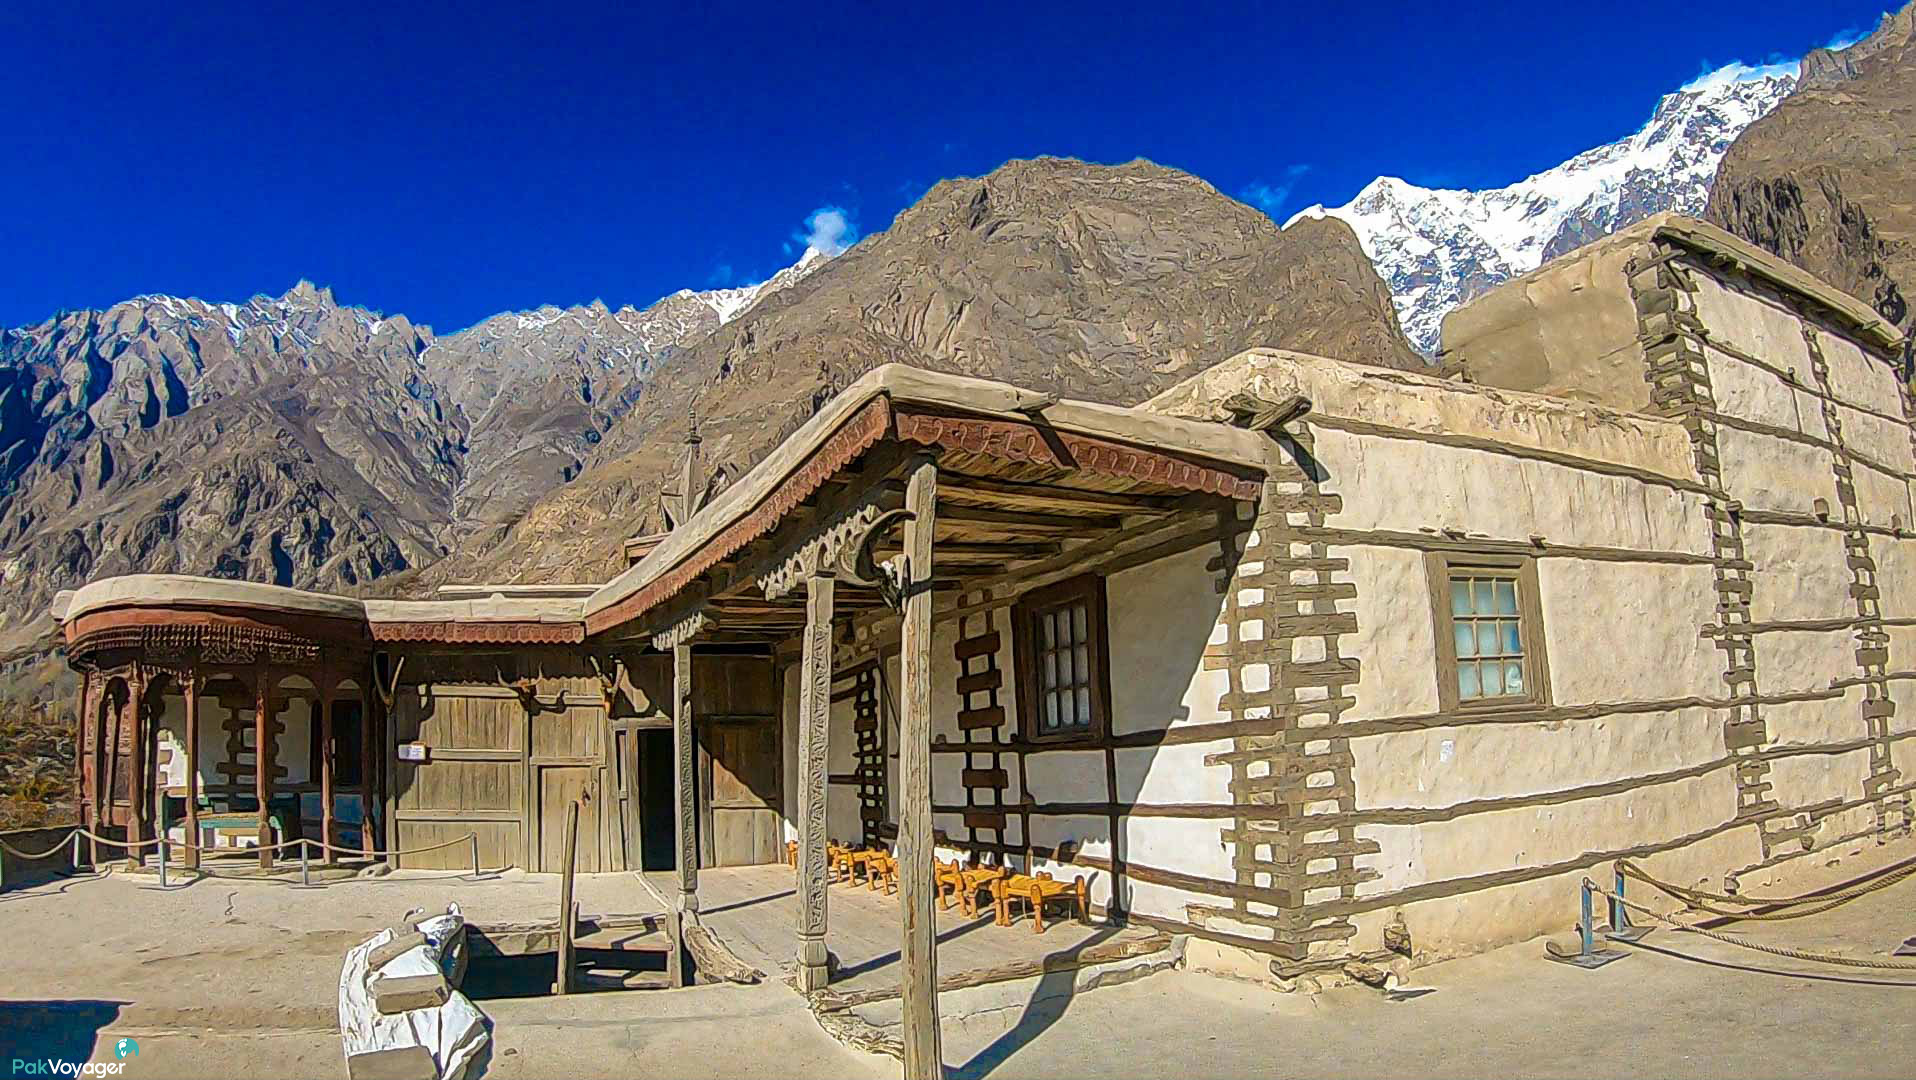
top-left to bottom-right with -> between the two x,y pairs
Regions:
1240,165 -> 1312,216
796,206 -> 859,257
1679,58 -> 1798,92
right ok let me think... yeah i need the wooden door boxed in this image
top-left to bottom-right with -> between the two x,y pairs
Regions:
538,765 -> 601,872
532,697 -> 604,872
390,688 -> 525,870
701,718 -> 781,866
611,723 -> 641,871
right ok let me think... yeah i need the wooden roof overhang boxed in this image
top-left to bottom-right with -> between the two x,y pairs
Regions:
64,600 -> 372,674
584,378 -> 1268,648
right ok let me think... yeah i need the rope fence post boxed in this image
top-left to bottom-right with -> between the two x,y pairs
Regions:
1606,862 -> 1648,942
471,834 -> 480,881
157,834 -> 168,890
1543,878 -> 1627,969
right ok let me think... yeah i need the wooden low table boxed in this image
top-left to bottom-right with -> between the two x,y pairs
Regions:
992,871 -> 1090,933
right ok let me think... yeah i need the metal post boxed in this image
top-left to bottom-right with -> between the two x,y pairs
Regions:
1545,878 -> 1627,968
1580,879 -> 1594,956
70,829 -> 81,871
471,834 -> 480,880
1606,864 -> 1648,942
157,835 -> 168,889
300,841 -> 310,887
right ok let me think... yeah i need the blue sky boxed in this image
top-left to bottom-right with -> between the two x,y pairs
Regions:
0,2 -> 1883,332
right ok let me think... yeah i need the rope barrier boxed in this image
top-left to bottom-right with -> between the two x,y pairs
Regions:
1618,857 -> 1916,922
1590,879 -> 1916,972
2,829 -> 479,869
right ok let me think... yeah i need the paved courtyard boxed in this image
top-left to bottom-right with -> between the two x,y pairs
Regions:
1,854 -> 1913,1079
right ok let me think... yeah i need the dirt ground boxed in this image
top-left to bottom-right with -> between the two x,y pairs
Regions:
3,852 -> 1914,1079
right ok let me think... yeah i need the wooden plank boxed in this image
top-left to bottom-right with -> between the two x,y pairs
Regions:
953,633 -> 1001,660
956,706 -> 1005,731
898,459 -> 945,1080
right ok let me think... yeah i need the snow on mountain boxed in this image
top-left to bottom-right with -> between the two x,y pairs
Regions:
683,246 -> 828,325
1289,69 -> 1796,354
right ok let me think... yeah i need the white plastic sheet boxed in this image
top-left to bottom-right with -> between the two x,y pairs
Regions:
339,904 -> 489,1080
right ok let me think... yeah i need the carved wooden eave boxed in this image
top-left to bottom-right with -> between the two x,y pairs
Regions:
650,607 -> 711,652
758,493 -> 912,604
367,620 -> 585,645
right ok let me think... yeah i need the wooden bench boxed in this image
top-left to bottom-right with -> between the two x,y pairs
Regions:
935,858 -> 1007,918
992,871 -> 1090,933
863,850 -> 898,895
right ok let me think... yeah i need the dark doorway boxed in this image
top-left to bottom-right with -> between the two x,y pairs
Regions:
636,730 -> 676,871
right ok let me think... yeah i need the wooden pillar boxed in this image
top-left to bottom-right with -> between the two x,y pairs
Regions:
256,670 -> 274,868
319,679 -> 336,862
361,676 -> 377,859
81,672 -> 100,866
898,459 -> 944,1080
124,669 -> 146,871
183,672 -> 201,870
795,568 -> 836,991
673,642 -> 699,915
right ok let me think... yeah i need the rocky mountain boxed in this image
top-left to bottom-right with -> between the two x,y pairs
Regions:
1292,70 -> 1795,353
1707,4 -> 1916,342
0,258 -> 822,656
420,157 -> 1424,589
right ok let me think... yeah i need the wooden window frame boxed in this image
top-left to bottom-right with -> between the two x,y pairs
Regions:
1425,551 -> 1552,714
1011,574 -> 1113,745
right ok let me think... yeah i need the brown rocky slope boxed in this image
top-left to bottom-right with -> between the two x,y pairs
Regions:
1706,3 -> 1916,342
421,157 -> 1424,588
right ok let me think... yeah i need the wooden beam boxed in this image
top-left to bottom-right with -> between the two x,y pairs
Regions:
184,673 -> 200,870
319,681 -> 335,861
255,671 -> 273,869
796,569 -> 836,992
362,678 -> 378,860
898,458 -> 944,1080
938,508 -> 1221,620
936,505 -> 1123,534
673,643 -> 699,916
555,797 -> 580,995
938,475 -> 1180,516
124,671 -> 146,871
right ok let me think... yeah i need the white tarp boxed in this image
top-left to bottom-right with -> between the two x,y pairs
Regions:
339,904 -> 488,1080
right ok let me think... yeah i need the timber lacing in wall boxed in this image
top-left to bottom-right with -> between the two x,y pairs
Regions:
1630,252 -> 1789,857
1802,323 -> 1912,835
954,596 -> 1013,854
850,665 -> 887,847
1197,439 -> 1375,964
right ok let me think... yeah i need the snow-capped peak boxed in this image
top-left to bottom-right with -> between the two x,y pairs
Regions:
1291,68 -> 1795,354
691,245 -> 831,325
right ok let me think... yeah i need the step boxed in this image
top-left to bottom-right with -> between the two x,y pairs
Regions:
472,913 -> 670,957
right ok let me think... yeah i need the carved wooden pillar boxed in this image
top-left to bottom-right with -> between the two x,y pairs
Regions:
898,458 -> 944,1080
256,668 -> 274,868
795,567 -> 836,991
673,642 -> 699,915
319,678 -> 336,861
183,671 -> 202,870
124,667 -> 147,871
83,671 -> 101,866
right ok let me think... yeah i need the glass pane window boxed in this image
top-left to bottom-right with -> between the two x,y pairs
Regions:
1450,572 -> 1528,702
1027,599 -> 1096,735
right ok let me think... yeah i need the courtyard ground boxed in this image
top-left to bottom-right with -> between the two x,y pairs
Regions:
1,850 -> 1912,1079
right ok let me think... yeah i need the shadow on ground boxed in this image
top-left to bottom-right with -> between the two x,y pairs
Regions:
0,1000 -> 125,1066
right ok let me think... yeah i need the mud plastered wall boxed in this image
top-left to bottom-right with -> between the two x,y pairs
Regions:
1671,259 -> 1916,861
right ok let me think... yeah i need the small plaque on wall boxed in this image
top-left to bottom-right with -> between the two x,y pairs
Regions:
397,743 -> 429,763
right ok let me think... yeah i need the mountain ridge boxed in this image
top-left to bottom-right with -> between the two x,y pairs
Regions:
1291,70 -> 1796,353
